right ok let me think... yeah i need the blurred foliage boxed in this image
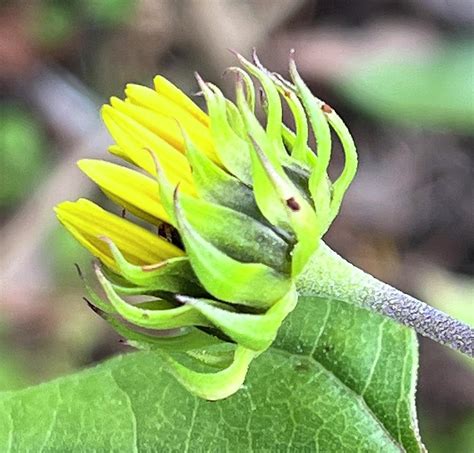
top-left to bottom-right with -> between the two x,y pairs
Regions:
0,104 -> 48,208
338,40 -> 474,133
0,324 -> 28,392
34,1 -> 75,48
31,0 -> 136,49
418,268 -> 474,327
0,352 -> 26,392
421,412 -> 474,453
80,0 -> 136,26
46,224 -> 89,285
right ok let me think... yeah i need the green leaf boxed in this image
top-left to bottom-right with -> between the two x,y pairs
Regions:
0,297 -> 421,451
0,104 -> 48,207
337,40 -> 474,133
275,296 -> 422,452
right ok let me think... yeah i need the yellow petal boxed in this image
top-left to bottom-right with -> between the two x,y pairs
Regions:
107,144 -> 133,164
101,105 -> 194,191
124,84 -> 214,153
55,199 -> 183,271
153,75 -> 210,127
110,97 -> 216,160
78,159 -> 169,225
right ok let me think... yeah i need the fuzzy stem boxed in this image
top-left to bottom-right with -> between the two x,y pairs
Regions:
297,243 -> 473,357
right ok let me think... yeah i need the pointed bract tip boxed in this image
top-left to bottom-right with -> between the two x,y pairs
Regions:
288,55 -> 302,85
83,297 -> 105,317
143,147 -> 162,175
251,48 -> 264,70
289,55 -> 296,71
74,263 -> 84,279
172,183 -> 181,203
227,48 -> 240,58
194,72 -> 207,91
92,260 -> 103,276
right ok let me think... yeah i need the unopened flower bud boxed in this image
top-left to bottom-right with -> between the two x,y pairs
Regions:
55,51 -> 357,400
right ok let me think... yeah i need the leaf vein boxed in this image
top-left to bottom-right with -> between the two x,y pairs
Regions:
361,318 -> 388,396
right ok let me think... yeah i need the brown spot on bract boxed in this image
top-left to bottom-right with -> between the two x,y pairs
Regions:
286,197 -> 300,211
321,103 -> 332,114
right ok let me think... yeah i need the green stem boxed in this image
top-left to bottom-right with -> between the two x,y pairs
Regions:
297,243 -> 473,357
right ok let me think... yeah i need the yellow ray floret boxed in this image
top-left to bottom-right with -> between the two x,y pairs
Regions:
124,84 -> 218,161
55,199 -> 183,271
153,75 -> 210,127
101,105 -> 194,192
107,144 -> 133,164
110,97 -> 215,159
78,159 -> 170,225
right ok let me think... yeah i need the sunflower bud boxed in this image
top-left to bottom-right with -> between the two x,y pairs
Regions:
55,51 -> 357,400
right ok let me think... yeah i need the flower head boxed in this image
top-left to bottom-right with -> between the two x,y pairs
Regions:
55,51 -> 357,400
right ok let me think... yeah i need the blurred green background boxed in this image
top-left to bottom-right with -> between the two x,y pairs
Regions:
0,1 -> 472,451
